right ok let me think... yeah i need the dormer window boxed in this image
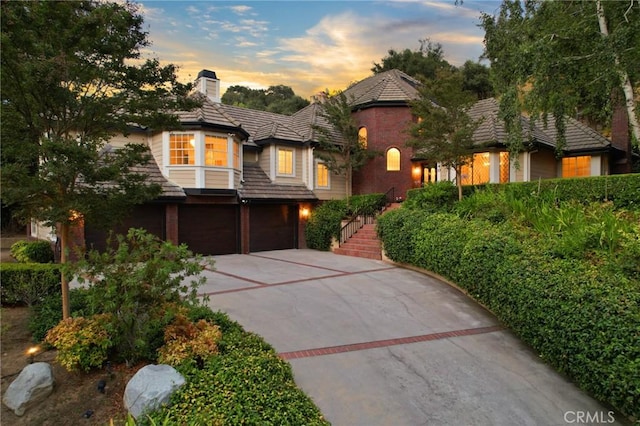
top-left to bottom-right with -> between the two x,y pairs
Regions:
277,147 -> 294,176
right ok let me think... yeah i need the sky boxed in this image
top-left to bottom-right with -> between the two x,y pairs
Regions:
137,0 -> 503,99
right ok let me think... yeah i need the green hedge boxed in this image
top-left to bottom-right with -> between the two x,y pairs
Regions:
10,240 -> 55,263
0,263 -> 61,306
496,174 -> 640,209
377,209 -> 640,420
405,174 -> 640,211
144,311 -> 329,426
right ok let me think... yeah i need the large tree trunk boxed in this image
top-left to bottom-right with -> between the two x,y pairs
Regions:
59,222 -> 71,319
596,0 -> 640,145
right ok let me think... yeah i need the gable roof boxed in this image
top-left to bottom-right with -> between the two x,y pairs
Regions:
467,98 -> 610,153
343,69 -> 421,109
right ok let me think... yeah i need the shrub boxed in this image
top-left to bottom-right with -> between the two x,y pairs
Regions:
158,314 -> 222,366
66,228 -> 210,365
28,288 -> 93,343
146,315 -> 328,426
10,240 -> 54,263
305,199 -> 347,250
404,181 -> 458,212
45,314 -> 114,372
348,193 -> 386,215
494,173 -> 640,210
377,209 -> 430,264
0,263 -> 61,306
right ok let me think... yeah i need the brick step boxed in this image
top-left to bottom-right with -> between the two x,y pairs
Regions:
340,241 -> 381,251
341,241 -> 381,250
351,229 -> 377,237
333,247 -> 382,260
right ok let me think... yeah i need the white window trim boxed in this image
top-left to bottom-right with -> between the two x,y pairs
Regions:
276,147 -> 296,177
315,160 -> 331,189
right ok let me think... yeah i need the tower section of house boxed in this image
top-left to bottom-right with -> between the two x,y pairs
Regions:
343,70 -> 422,200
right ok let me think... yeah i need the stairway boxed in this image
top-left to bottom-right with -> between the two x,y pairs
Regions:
333,223 -> 381,260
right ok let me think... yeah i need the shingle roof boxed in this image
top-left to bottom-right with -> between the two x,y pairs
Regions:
466,98 -> 609,152
238,163 -> 317,201
536,114 -> 610,152
467,98 -> 554,148
98,145 -> 186,199
177,96 -> 244,131
133,159 -> 186,199
343,69 -> 421,108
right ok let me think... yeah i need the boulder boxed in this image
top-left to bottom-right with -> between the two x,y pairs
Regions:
123,364 -> 185,419
2,362 -> 55,416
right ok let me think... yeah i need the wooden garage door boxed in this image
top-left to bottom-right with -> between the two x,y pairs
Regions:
178,205 -> 238,255
85,204 -> 165,252
250,204 -> 297,252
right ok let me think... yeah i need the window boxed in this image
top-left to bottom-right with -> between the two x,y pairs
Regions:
233,141 -> 240,169
358,127 -> 368,149
386,148 -> 400,171
278,148 -> 294,175
170,134 -> 195,165
205,135 -> 227,166
460,153 -> 490,185
499,152 -> 510,183
562,156 -> 590,177
316,162 -> 329,188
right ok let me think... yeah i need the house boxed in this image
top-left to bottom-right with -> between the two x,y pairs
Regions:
76,70 -> 348,256
343,70 -> 626,193
32,68 -> 629,256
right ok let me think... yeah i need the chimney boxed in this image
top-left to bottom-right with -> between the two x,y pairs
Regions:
195,70 -> 221,103
611,101 -> 631,174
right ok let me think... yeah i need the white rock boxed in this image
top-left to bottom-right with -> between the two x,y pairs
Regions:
123,364 -> 185,419
2,362 -> 55,416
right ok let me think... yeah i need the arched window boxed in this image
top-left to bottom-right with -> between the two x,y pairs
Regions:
386,148 -> 400,171
358,127 -> 368,149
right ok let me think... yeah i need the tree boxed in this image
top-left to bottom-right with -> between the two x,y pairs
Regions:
460,60 -> 494,100
311,91 -> 380,199
481,0 -> 640,152
406,69 -> 480,201
372,39 -> 453,81
1,0 -> 198,319
221,84 -> 309,115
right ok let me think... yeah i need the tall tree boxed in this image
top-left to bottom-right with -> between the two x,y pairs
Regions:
460,60 -> 494,100
221,84 -> 309,115
1,0 -> 197,319
481,0 -> 640,152
406,70 -> 480,200
311,91 -> 379,198
372,39 -> 453,81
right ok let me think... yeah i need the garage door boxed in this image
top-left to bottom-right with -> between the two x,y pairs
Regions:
85,204 -> 165,252
178,205 -> 238,255
250,204 -> 297,252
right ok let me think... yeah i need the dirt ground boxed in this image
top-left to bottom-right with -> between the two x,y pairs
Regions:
1,306 -> 142,425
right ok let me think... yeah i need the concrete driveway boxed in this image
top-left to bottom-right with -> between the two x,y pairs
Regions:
199,249 -> 625,426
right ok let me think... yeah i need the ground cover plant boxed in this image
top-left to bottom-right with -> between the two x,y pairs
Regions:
5,228 -> 328,424
378,175 -> 640,421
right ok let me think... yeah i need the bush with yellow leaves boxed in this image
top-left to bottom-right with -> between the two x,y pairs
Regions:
45,314 -> 113,372
158,314 -> 221,366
